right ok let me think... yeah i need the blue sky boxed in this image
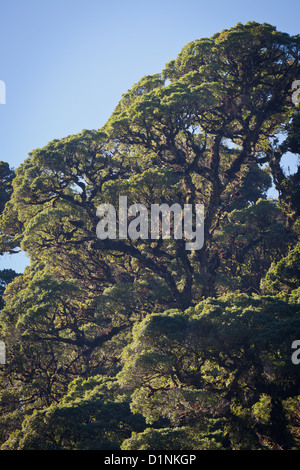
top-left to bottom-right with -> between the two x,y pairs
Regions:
0,0 -> 299,272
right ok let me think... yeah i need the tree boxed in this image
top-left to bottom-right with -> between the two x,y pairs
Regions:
0,162 -> 18,309
103,21 -> 300,302
118,292 -> 300,449
268,110 -> 300,225
121,427 -> 223,451
2,23 -> 300,308
0,22 -> 299,450
261,242 -> 300,293
214,199 -> 293,294
0,161 -> 14,215
1,376 -> 145,450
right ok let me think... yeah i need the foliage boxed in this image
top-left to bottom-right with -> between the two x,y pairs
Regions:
118,292 -> 300,449
261,242 -> 300,293
0,22 -> 299,450
1,376 -> 145,450
121,426 -> 223,450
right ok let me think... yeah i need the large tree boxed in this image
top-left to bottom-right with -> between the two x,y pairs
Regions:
1,23 -> 299,310
0,22 -> 299,450
102,21 -> 300,303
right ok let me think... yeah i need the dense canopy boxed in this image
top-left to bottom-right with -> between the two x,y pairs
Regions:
0,22 -> 300,450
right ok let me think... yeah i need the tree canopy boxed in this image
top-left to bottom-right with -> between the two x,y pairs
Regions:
0,21 -> 300,450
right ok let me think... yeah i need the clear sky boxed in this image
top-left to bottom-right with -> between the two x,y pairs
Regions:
0,0 -> 299,272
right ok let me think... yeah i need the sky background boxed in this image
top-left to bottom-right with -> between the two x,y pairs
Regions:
0,0 -> 300,273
